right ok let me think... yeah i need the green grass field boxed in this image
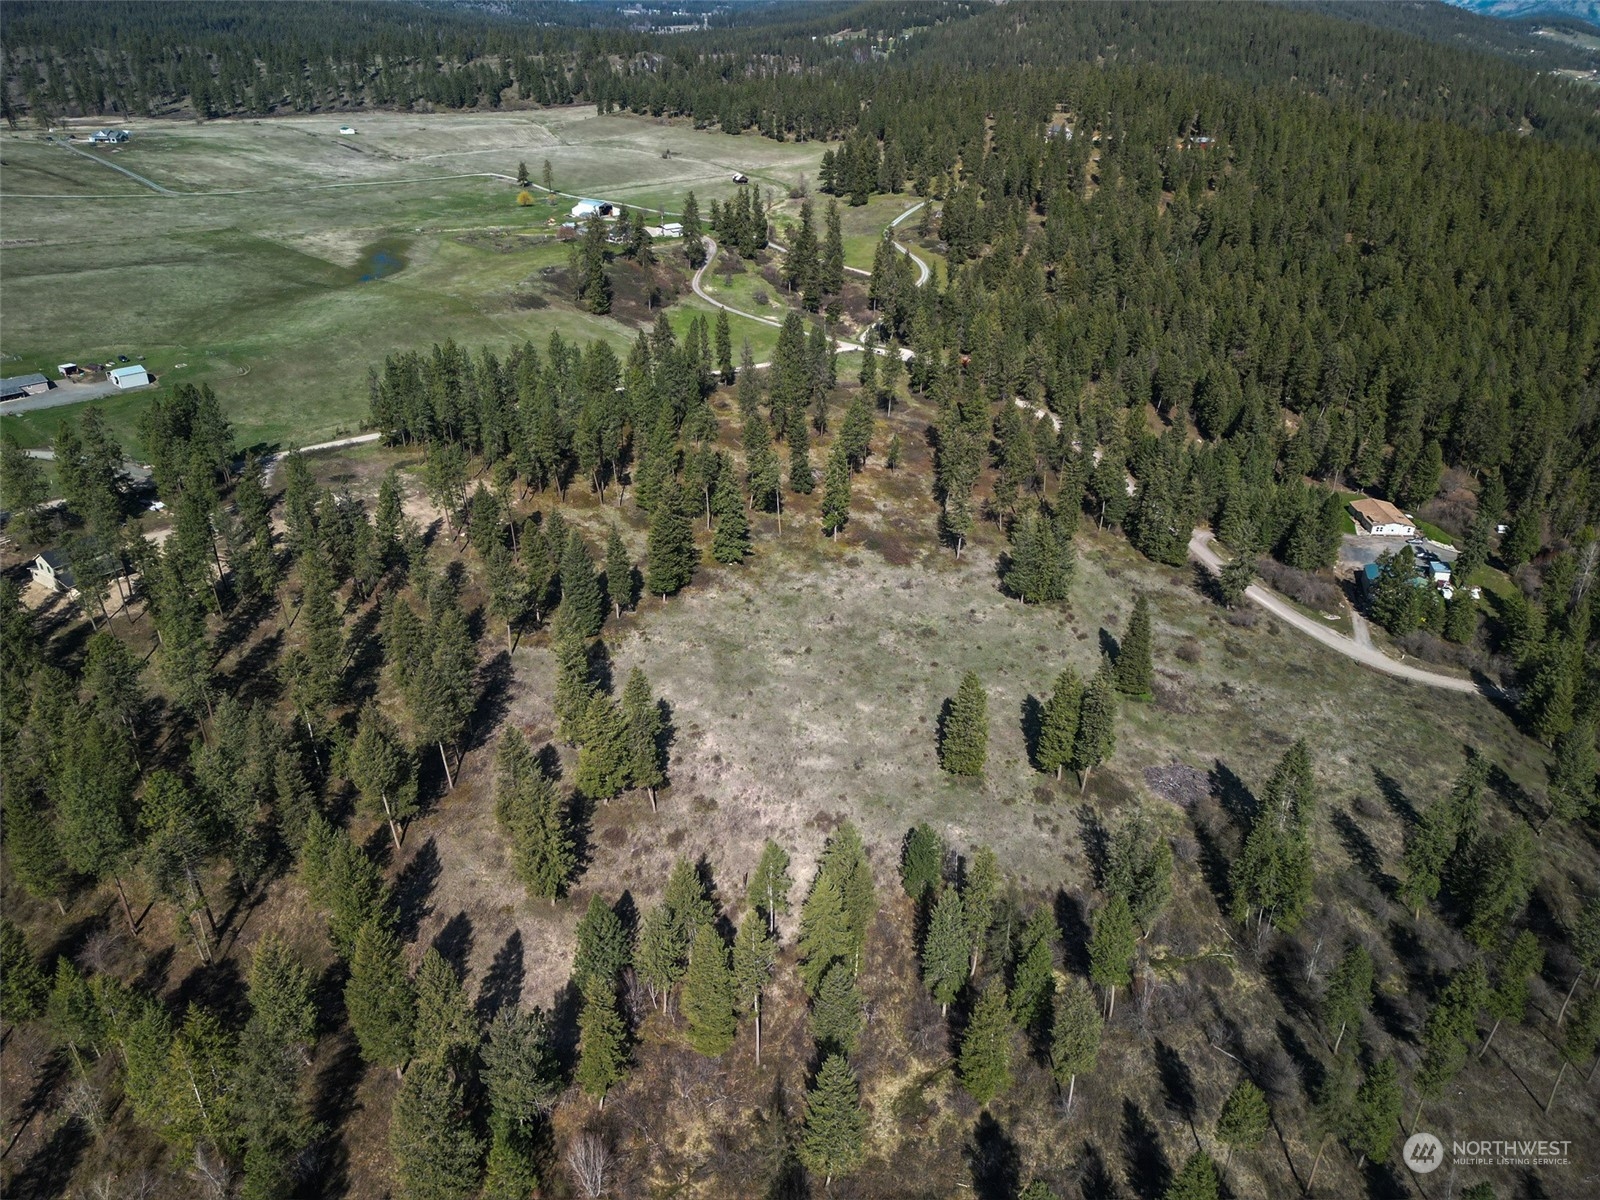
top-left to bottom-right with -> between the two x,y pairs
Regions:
1,109 -> 830,455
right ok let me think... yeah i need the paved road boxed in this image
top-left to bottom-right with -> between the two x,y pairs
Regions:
1,379 -> 151,414
1188,530 -> 1481,694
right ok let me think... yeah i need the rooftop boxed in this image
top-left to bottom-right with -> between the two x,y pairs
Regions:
1349,497 -> 1411,527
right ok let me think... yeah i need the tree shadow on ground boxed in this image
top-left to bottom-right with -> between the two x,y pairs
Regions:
431,910 -> 474,978
393,836 -> 441,945
1209,760 -> 1256,829
1020,693 -> 1045,771
1121,1098 -> 1172,1200
5,1114 -> 89,1200
1188,811 -> 1234,916
308,1029 -> 363,1200
1076,804 -> 1110,889
1153,1038 -> 1198,1144
1331,808 -> 1397,900
476,930 -> 525,1021
1054,888 -> 1093,977
466,649 -> 515,757
966,1111 -> 1022,1200
1371,767 -> 1419,826
1274,1019 -> 1325,1105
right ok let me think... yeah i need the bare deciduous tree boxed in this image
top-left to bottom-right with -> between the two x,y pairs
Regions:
567,1132 -> 612,1199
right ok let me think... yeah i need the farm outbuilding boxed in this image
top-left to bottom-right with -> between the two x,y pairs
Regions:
570,199 -> 613,219
1,373 -> 51,401
730,172 -> 749,183
30,551 -> 75,595
1349,497 -> 1416,537
109,364 -> 151,389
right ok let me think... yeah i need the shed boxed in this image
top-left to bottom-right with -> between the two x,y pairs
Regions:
31,551 -> 75,595
730,172 -> 749,184
338,125 -> 357,135
109,365 -> 151,389
660,222 -> 684,238
570,199 -> 613,219
1349,497 -> 1416,538
1,373 -> 51,400
57,363 -> 80,378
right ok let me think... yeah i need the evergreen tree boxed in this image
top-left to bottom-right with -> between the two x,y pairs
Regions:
1214,1079 -> 1270,1181
482,1006 -> 559,1130
958,980 -> 1015,1105
1088,894 -> 1137,1019
1071,655 -> 1117,791
1346,1057 -> 1402,1168
840,388 -> 873,470
799,1054 -> 865,1187
922,886 -> 969,1017
1050,976 -> 1103,1113
551,623 -> 594,744
0,919 -> 47,1026
681,923 -> 738,1056
1164,1151 -> 1219,1200
748,839 -> 794,935
1009,907 -> 1058,1039
811,962 -> 864,1057
1104,808 -> 1174,935
345,919 -> 415,1076
575,692 -> 630,802
1480,929 -> 1543,1057
620,667 -> 667,809
744,411 -> 781,521
646,481 -> 696,599
899,823 -> 945,901
603,524 -> 634,618
820,438 -> 852,539
1545,722 -> 1598,827
1322,944 -> 1374,1054
1113,594 -> 1155,698
494,731 -> 574,904
573,216 -> 612,314
573,895 -> 630,1000
1036,667 -> 1082,780
558,531 -> 604,638
732,915 -> 777,1065
797,871 -> 850,996
711,468 -> 751,563
389,1058 -> 484,1200
715,309 -> 735,384
164,1004 -> 237,1158
575,987 -> 626,1107
939,670 -> 988,775
412,948 -> 480,1068
346,702 -> 417,852
247,933 -> 317,1053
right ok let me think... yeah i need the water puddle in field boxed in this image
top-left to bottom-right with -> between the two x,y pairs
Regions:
355,239 -> 409,281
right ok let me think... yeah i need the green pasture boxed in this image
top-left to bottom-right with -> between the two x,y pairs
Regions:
0,110 -> 829,452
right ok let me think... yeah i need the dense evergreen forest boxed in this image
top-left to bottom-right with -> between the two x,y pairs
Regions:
4,2 -> 1600,1198
5,0 -> 1599,146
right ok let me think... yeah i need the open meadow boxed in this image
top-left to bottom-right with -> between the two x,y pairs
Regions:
0,108 -> 826,455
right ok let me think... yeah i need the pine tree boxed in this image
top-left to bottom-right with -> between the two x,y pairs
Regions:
1545,722 -> 1598,828
744,411 -> 781,522
939,670 -> 988,775
732,916 -> 777,1065
345,919 -> 415,1076
575,988 -> 626,1107
959,980 -> 1015,1105
1088,894 -> 1137,1019
247,933 -> 317,1053
164,1003 -> 237,1158
603,524 -> 633,618
575,692 -> 630,801
819,821 -> 876,972
681,924 -> 738,1056
711,468 -> 751,563
1010,907 -> 1058,1039
840,389 -> 873,470
412,948 -> 480,1068
390,1057 -> 484,1200
899,823 -> 944,901
797,871 -> 850,996
1214,1079 -> 1270,1182
1071,655 -> 1117,791
551,623 -> 594,744
646,481 -> 696,599
748,839 -> 793,935
922,887 -> 969,1017
558,531 -> 604,638
481,1006 -> 559,1130
1114,594 -> 1155,698
820,438 -> 852,538
620,668 -> 666,809
482,1113 -> 539,1200
1050,976 -> 1103,1112
799,1054 -> 865,1187
811,962 -> 864,1057
573,895 -> 630,1000
1164,1151 -> 1219,1200
1322,944 -> 1374,1054
788,408 -> 813,494
347,702 -> 417,851
1346,1058 -> 1402,1168
0,919 -> 47,1025
1481,929 -> 1543,1057
1104,808 -> 1174,935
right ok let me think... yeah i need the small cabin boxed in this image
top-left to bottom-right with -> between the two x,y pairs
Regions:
31,551 -> 75,595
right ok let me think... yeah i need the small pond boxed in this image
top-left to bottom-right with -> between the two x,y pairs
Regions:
354,239 -> 409,282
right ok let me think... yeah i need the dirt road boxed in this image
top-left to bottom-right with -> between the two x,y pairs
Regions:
1188,530 -> 1482,695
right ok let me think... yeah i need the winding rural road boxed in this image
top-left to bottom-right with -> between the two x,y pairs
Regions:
1187,530 -> 1481,694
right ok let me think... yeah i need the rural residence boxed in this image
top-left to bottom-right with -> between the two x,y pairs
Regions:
1,373 -> 51,401
1349,497 -> 1416,537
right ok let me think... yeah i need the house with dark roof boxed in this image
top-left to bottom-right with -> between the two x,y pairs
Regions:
1,373 -> 51,401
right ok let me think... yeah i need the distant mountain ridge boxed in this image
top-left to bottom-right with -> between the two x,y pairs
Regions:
1445,0 -> 1600,27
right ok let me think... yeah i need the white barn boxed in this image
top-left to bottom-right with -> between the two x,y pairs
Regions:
109,364 -> 150,389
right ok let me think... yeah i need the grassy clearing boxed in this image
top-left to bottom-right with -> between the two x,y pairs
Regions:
1,109 -> 827,453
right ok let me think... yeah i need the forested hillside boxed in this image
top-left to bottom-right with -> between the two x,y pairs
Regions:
4,2 -> 1600,1199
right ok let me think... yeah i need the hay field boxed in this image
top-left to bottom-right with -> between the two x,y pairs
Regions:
0,109 -> 825,454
